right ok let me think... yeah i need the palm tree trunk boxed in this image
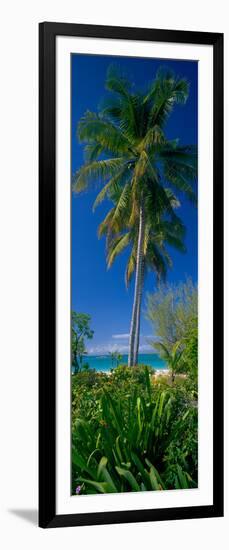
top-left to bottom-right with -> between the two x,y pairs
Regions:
133,262 -> 144,365
133,298 -> 140,366
128,202 -> 145,366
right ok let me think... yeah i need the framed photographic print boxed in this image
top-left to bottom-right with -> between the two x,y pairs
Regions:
39,22 -> 224,528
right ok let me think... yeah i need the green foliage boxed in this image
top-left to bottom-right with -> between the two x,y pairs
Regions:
74,64 -> 197,236
146,279 -> 198,386
154,341 -> 183,381
110,363 -> 155,385
72,311 -> 94,373
181,321 -> 198,381
146,279 -> 197,350
71,365 -> 155,426
109,350 -> 123,368
72,366 -> 197,495
71,68 -> 198,494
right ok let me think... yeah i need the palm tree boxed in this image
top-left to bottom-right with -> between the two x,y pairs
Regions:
98,184 -> 186,365
155,341 -> 183,382
73,66 -> 197,366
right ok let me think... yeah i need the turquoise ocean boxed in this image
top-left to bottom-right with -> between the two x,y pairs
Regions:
81,353 -> 167,373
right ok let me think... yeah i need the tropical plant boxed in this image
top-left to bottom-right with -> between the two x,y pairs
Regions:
181,320 -> 198,383
72,367 -> 197,494
154,341 -> 183,382
71,364 -> 155,426
72,311 -> 94,373
109,350 -> 123,368
98,184 -> 186,365
73,66 -> 197,365
146,279 -> 198,388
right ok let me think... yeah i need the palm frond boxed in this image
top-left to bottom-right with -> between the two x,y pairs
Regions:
105,66 -> 139,141
78,110 -> 133,155
164,163 -> 197,203
125,249 -> 136,287
143,222 -> 151,255
164,234 -> 186,253
155,219 -> 186,240
146,243 -> 167,282
83,142 -> 104,163
97,209 -> 115,237
159,143 -> 197,164
73,158 -> 124,193
154,341 -> 171,361
164,188 -> 180,209
92,166 -> 131,211
140,125 -> 165,151
112,183 -> 131,223
107,232 -> 131,268
105,65 -> 132,97
144,173 -> 179,220
145,68 -> 189,129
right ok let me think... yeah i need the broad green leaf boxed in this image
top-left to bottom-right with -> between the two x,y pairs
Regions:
72,450 -> 96,478
116,466 -> 141,492
78,477 -> 116,494
149,467 -> 161,491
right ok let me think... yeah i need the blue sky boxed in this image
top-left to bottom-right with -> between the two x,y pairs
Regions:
71,54 -> 198,355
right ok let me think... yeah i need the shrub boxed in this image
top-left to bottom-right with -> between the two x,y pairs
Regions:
111,364 -> 155,385
72,367 -> 197,494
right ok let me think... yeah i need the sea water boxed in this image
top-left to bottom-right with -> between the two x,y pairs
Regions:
79,353 -> 166,373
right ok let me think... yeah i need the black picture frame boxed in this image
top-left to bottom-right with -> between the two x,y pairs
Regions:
39,22 -> 224,528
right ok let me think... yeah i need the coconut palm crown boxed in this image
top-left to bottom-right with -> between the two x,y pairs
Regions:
73,65 -> 197,366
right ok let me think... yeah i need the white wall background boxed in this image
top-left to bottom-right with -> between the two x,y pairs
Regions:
0,1 -> 228,547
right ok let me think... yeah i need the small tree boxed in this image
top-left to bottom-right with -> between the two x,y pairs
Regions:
146,279 -> 197,351
155,341 -> 183,382
146,279 -> 198,381
109,350 -> 122,368
72,312 -> 94,374
114,351 -> 122,367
